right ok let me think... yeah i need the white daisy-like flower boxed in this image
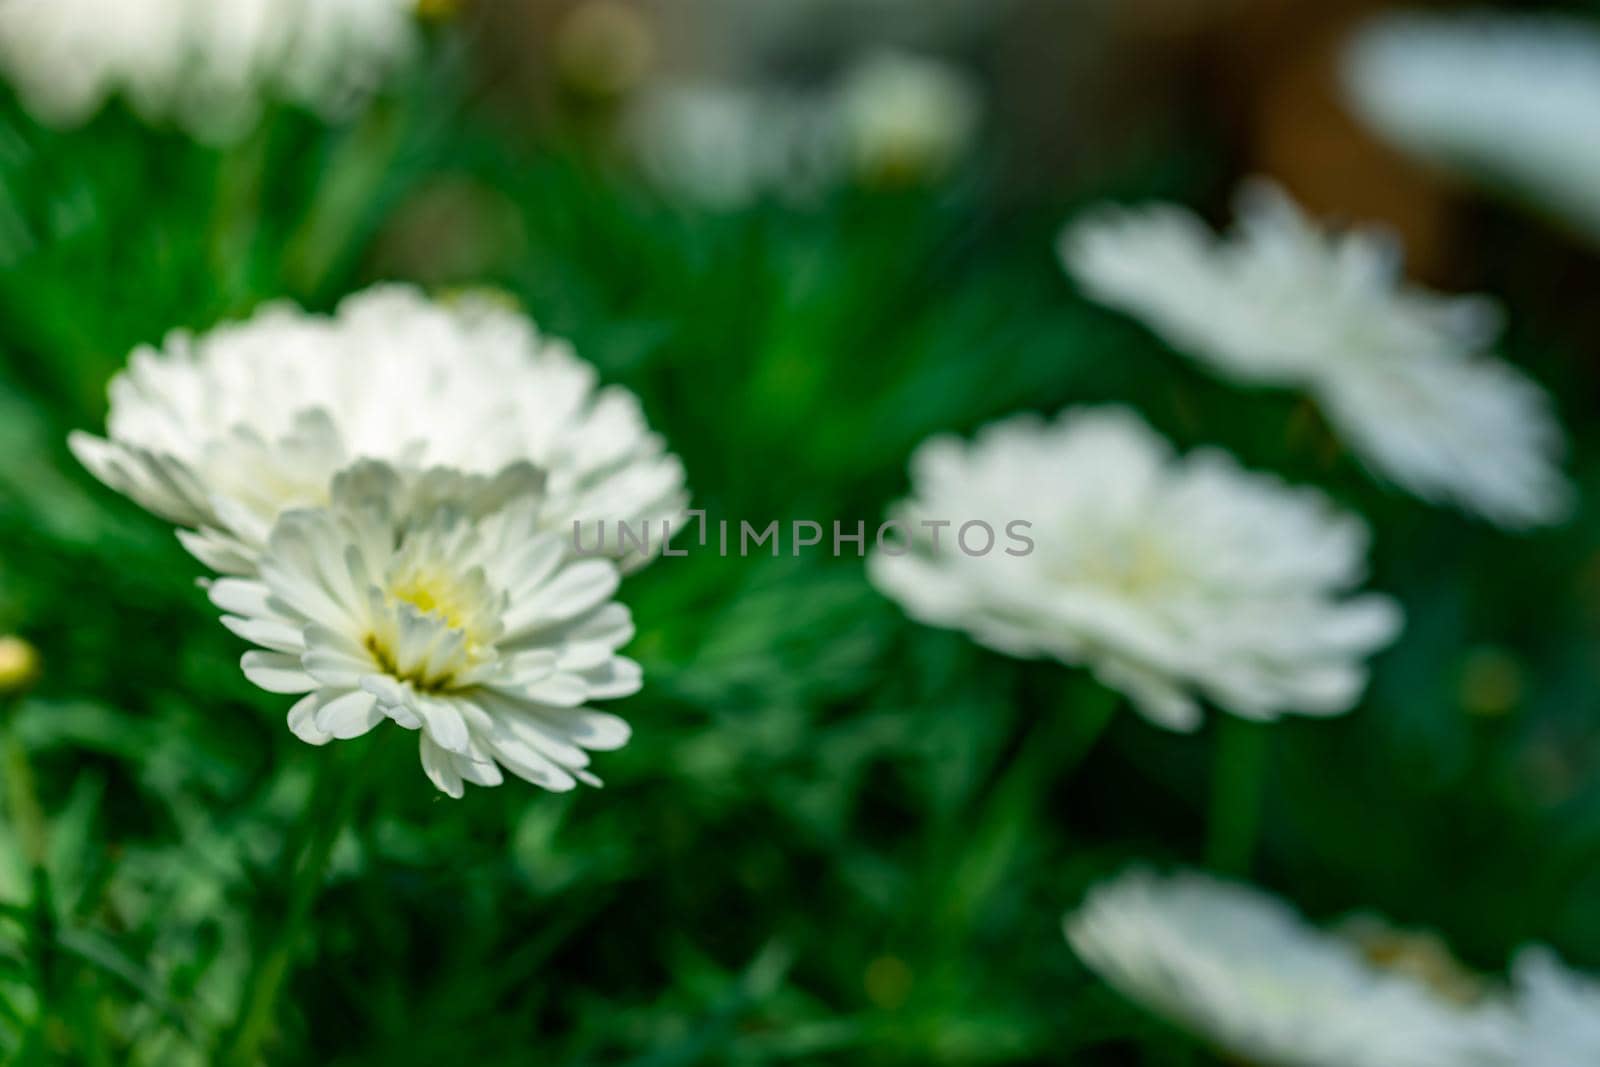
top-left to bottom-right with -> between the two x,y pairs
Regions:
1343,13 -> 1600,245
70,284 -> 687,575
868,408 -> 1400,732
211,460 -> 638,797
1061,183 -> 1571,529
1065,869 -> 1518,1067
0,0 -> 418,141
1510,947 -> 1600,1066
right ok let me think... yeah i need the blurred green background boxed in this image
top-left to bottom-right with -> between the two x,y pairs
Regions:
2,0 -> 1599,1063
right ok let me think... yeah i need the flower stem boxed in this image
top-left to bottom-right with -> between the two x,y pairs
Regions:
2,692 -> 64,1057
219,748 -> 371,1066
1205,716 -> 1269,878
940,682 -> 1120,926
1,695 -> 47,870
208,125 -> 271,311
281,105 -> 404,302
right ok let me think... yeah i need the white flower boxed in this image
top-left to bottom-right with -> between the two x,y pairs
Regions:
833,50 -> 981,185
1343,13 -> 1600,245
628,50 -> 980,206
0,0 -> 418,141
211,460 -> 638,797
70,284 -> 687,574
1065,869 -> 1518,1067
1510,947 -> 1600,1067
1061,183 -> 1571,528
628,83 -> 839,209
868,408 -> 1400,731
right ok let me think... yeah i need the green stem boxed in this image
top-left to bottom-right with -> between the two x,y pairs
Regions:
281,105 -> 405,302
1205,716 -> 1269,878
1,697 -> 47,870
2,693 -> 62,1058
940,683 -> 1121,927
219,750 -> 370,1066
209,125 -> 271,311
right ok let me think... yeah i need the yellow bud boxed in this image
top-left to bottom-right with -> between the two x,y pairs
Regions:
1459,646 -> 1523,718
863,955 -> 913,1010
0,636 -> 40,694
415,0 -> 463,23
555,0 -> 656,100
437,285 -> 521,313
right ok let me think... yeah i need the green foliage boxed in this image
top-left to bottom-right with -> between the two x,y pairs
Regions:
1,33 -> 1598,1067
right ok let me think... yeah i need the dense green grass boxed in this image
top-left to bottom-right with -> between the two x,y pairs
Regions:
2,34 -> 1600,1065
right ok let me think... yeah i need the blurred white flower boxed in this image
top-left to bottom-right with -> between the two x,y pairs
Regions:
628,83 -> 839,209
629,49 -> 980,206
1062,184 -> 1571,528
211,461 -> 638,797
834,50 -> 981,186
1343,13 -> 1600,245
0,0 -> 418,141
868,408 -> 1400,731
1066,869 -> 1518,1067
1511,947 -> 1600,1066
71,284 -> 687,574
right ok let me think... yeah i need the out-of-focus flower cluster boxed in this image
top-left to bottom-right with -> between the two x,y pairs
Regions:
3,0 -> 1596,1061
628,49 -> 982,207
0,0 -> 419,140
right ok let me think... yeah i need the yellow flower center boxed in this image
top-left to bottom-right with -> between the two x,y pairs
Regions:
1055,530 -> 1176,594
363,562 -> 503,692
1348,924 -> 1484,1006
390,574 -> 472,634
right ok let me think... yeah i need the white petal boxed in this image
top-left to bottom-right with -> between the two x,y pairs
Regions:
209,578 -> 276,619
313,689 -> 383,740
242,651 -> 318,694
221,615 -> 304,655
419,735 -> 465,799
413,695 -> 471,755
286,692 -> 335,745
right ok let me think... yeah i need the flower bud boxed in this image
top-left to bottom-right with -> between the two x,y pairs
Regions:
0,636 -> 40,695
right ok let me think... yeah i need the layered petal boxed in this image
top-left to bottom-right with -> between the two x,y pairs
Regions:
73,285 -> 688,575
213,462 -> 640,797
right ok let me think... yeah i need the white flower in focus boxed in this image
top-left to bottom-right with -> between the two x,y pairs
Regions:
834,50 -> 981,186
70,284 -> 687,574
1344,13 -> 1600,245
211,461 -> 638,797
1511,947 -> 1600,1066
0,0 -> 418,141
1061,184 -> 1571,528
868,408 -> 1400,731
1066,870 -> 1518,1067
